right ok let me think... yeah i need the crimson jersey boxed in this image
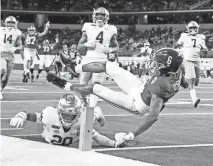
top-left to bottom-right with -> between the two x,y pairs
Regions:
142,70 -> 183,106
69,51 -> 78,61
24,33 -> 39,49
42,45 -> 51,55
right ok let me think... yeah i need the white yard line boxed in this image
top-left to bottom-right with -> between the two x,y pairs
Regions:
0,128 -> 23,131
12,134 -> 41,136
95,143 -> 213,152
1,112 -> 213,120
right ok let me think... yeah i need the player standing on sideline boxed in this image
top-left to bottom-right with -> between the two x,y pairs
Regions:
22,22 -> 50,83
176,21 -> 208,107
60,7 -> 119,110
0,16 -> 22,100
36,39 -> 53,80
10,93 -> 125,148
47,48 -> 188,145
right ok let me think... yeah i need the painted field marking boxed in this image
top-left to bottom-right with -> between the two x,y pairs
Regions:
95,143 -> 213,152
5,87 -> 28,91
12,134 -> 41,137
1,100 -> 59,103
0,128 -> 23,131
1,112 -> 213,120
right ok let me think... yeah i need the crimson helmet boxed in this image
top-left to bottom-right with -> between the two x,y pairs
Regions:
149,48 -> 183,76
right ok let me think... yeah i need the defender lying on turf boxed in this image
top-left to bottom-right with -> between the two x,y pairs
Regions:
10,93 -> 125,148
47,48 -> 189,145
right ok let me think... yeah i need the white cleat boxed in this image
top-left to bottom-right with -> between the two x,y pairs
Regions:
94,106 -> 105,127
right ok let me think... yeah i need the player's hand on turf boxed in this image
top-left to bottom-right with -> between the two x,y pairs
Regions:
45,21 -> 50,29
115,132 -> 134,147
10,112 -> 27,128
9,47 -> 17,54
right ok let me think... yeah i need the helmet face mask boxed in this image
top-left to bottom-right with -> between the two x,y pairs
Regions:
28,26 -> 36,35
187,21 -> 199,36
58,94 -> 83,128
5,16 -> 17,29
93,7 -> 109,27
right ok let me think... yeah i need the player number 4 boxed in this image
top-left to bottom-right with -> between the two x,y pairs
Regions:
96,31 -> 103,44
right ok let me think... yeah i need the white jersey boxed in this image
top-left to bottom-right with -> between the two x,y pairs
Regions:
140,47 -> 152,55
36,106 -> 81,146
82,22 -> 117,60
0,27 -> 22,52
140,47 -> 152,65
178,33 -> 206,61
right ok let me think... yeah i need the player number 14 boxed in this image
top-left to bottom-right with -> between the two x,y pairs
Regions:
4,34 -> 12,44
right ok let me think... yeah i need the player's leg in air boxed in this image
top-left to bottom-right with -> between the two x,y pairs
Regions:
183,60 -> 200,107
1,52 -> 14,99
47,61 -> 146,115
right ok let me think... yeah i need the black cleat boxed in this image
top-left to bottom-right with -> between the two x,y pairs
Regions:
193,99 -> 200,108
46,73 -> 67,89
60,53 -> 79,77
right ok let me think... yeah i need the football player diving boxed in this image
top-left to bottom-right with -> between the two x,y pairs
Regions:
10,93 -> 125,148
46,48 -> 188,145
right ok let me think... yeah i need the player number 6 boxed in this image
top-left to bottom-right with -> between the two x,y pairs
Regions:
167,56 -> 172,65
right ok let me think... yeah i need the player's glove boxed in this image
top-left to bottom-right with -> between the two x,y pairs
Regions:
84,41 -> 96,50
45,21 -> 50,29
10,112 -> 27,128
46,73 -> 67,89
115,132 -> 134,147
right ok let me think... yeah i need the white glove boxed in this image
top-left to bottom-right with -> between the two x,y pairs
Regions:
115,132 -> 134,147
9,47 -> 17,54
84,41 -> 97,49
45,21 -> 50,29
10,112 -> 27,128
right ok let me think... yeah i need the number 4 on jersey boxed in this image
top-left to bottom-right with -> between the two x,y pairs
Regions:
96,31 -> 103,44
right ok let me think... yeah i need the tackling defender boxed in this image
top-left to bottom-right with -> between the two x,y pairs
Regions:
47,48 -> 188,144
10,93 -> 124,148
22,22 -> 50,83
61,7 -> 119,109
177,21 -> 208,107
0,16 -> 22,100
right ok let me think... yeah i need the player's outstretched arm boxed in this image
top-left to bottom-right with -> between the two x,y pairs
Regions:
133,93 -> 163,137
10,111 -> 39,128
92,130 -> 124,148
38,21 -> 50,38
77,32 -> 96,52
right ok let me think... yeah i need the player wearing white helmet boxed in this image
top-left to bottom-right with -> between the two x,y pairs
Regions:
60,7 -> 119,111
0,16 -> 22,100
10,93 -> 124,148
176,21 -> 208,108
22,22 -> 50,83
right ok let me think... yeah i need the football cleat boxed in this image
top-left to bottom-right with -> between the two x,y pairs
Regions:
36,74 -> 39,79
60,54 -> 79,77
193,99 -> 200,108
46,73 -> 67,89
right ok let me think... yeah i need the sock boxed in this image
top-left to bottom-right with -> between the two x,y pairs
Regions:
190,89 -> 197,102
38,69 -> 43,75
64,82 -> 72,91
30,68 -> 34,74
89,94 -> 98,107
75,64 -> 82,73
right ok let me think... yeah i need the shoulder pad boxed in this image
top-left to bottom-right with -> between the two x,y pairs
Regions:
198,34 -> 206,40
41,107 -> 60,126
109,25 -> 117,35
180,33 -> 188,38
82,22 -> 94,32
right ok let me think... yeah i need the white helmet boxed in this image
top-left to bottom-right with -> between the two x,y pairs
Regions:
58,94 -> 83,128
28,26 -> 36,35
144,41 -> 150,48
186,21 -> 199,36
5,16 -> 17,29
92,7 -> 109,27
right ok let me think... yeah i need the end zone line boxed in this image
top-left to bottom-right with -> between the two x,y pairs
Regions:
0,128 -> 23,131
1,112 -> 213,120
95,143 -> 213,152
